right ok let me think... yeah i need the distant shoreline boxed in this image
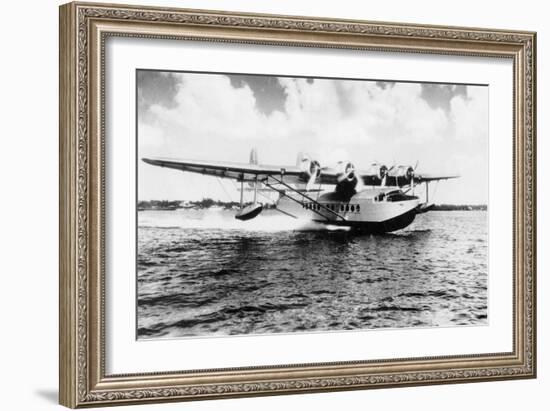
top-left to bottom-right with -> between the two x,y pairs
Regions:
137,199 -> 487,212
430,204 -> 487,211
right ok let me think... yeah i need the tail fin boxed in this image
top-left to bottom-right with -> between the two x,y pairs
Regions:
249,148 -> 258,165
296,152 -> 309,167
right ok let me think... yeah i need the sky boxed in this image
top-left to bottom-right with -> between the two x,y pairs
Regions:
137,70 -> 488,205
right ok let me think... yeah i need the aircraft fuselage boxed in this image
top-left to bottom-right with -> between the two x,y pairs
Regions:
277,188 -> 420,233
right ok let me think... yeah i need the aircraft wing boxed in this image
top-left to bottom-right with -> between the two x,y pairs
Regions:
143,157 -> 459,186
413,173 -> 460,183
358,170 -> 459,186
142,157 -> 307,183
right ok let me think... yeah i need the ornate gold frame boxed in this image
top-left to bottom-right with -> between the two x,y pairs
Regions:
59,1 -> 536,408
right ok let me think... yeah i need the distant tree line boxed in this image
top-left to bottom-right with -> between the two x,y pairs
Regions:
431,204 -> 487,211
137,200 -> 181,210
138,198 -> 253,211
138,199 -> 486,211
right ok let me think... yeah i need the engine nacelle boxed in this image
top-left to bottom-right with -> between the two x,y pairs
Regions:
387,165 -> 415,186
335,161 -> 359,198
379,164 -> 389,180
364,163 -> 389,185
299,156 -> 321,184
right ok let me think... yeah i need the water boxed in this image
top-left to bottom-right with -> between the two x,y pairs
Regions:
137,209 -> 487,339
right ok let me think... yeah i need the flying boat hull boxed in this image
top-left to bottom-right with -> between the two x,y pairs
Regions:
277,190 -> 420,233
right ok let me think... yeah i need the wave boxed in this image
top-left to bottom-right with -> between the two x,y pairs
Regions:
139,209 -> 350,232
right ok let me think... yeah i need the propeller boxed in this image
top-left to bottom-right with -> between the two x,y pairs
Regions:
336,161 -> 356,183
413,161 -> 420,194
364,163 -> 389,186
335,161 -> 361,198
404,161 -> 419,194
386,163 -> 418,188
385,164 -> 397,186
380,164 -> 388,186
306,160 -> 321,191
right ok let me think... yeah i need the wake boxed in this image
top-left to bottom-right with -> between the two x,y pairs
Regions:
138,209 -> 350,232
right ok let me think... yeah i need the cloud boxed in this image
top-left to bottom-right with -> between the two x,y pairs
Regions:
229,74 -> 286,115
277,78 -> 452,146
138,71 -> 488,204
150,73 -> 263,140
449,86 -> 488,142
137,71 -> 179,120
420,84 -> 468,112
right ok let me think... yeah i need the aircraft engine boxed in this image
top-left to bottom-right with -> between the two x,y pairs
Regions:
388,165 -> 415,185
335,161 -> 359,198
363,163 -> 388,185
379,164 -> 389,180
299,157 -> 321,187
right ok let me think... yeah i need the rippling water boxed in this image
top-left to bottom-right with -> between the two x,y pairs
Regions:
137,209 -> 487,339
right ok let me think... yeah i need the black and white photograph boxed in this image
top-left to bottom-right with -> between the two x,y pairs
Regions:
136,69 -> 488,340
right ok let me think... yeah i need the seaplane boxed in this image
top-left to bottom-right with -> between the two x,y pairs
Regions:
142,150 -> 458,233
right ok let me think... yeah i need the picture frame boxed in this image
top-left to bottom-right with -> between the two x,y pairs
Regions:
59,1 -> 536,408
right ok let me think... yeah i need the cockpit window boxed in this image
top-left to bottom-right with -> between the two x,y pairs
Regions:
387,191 -> 412,202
